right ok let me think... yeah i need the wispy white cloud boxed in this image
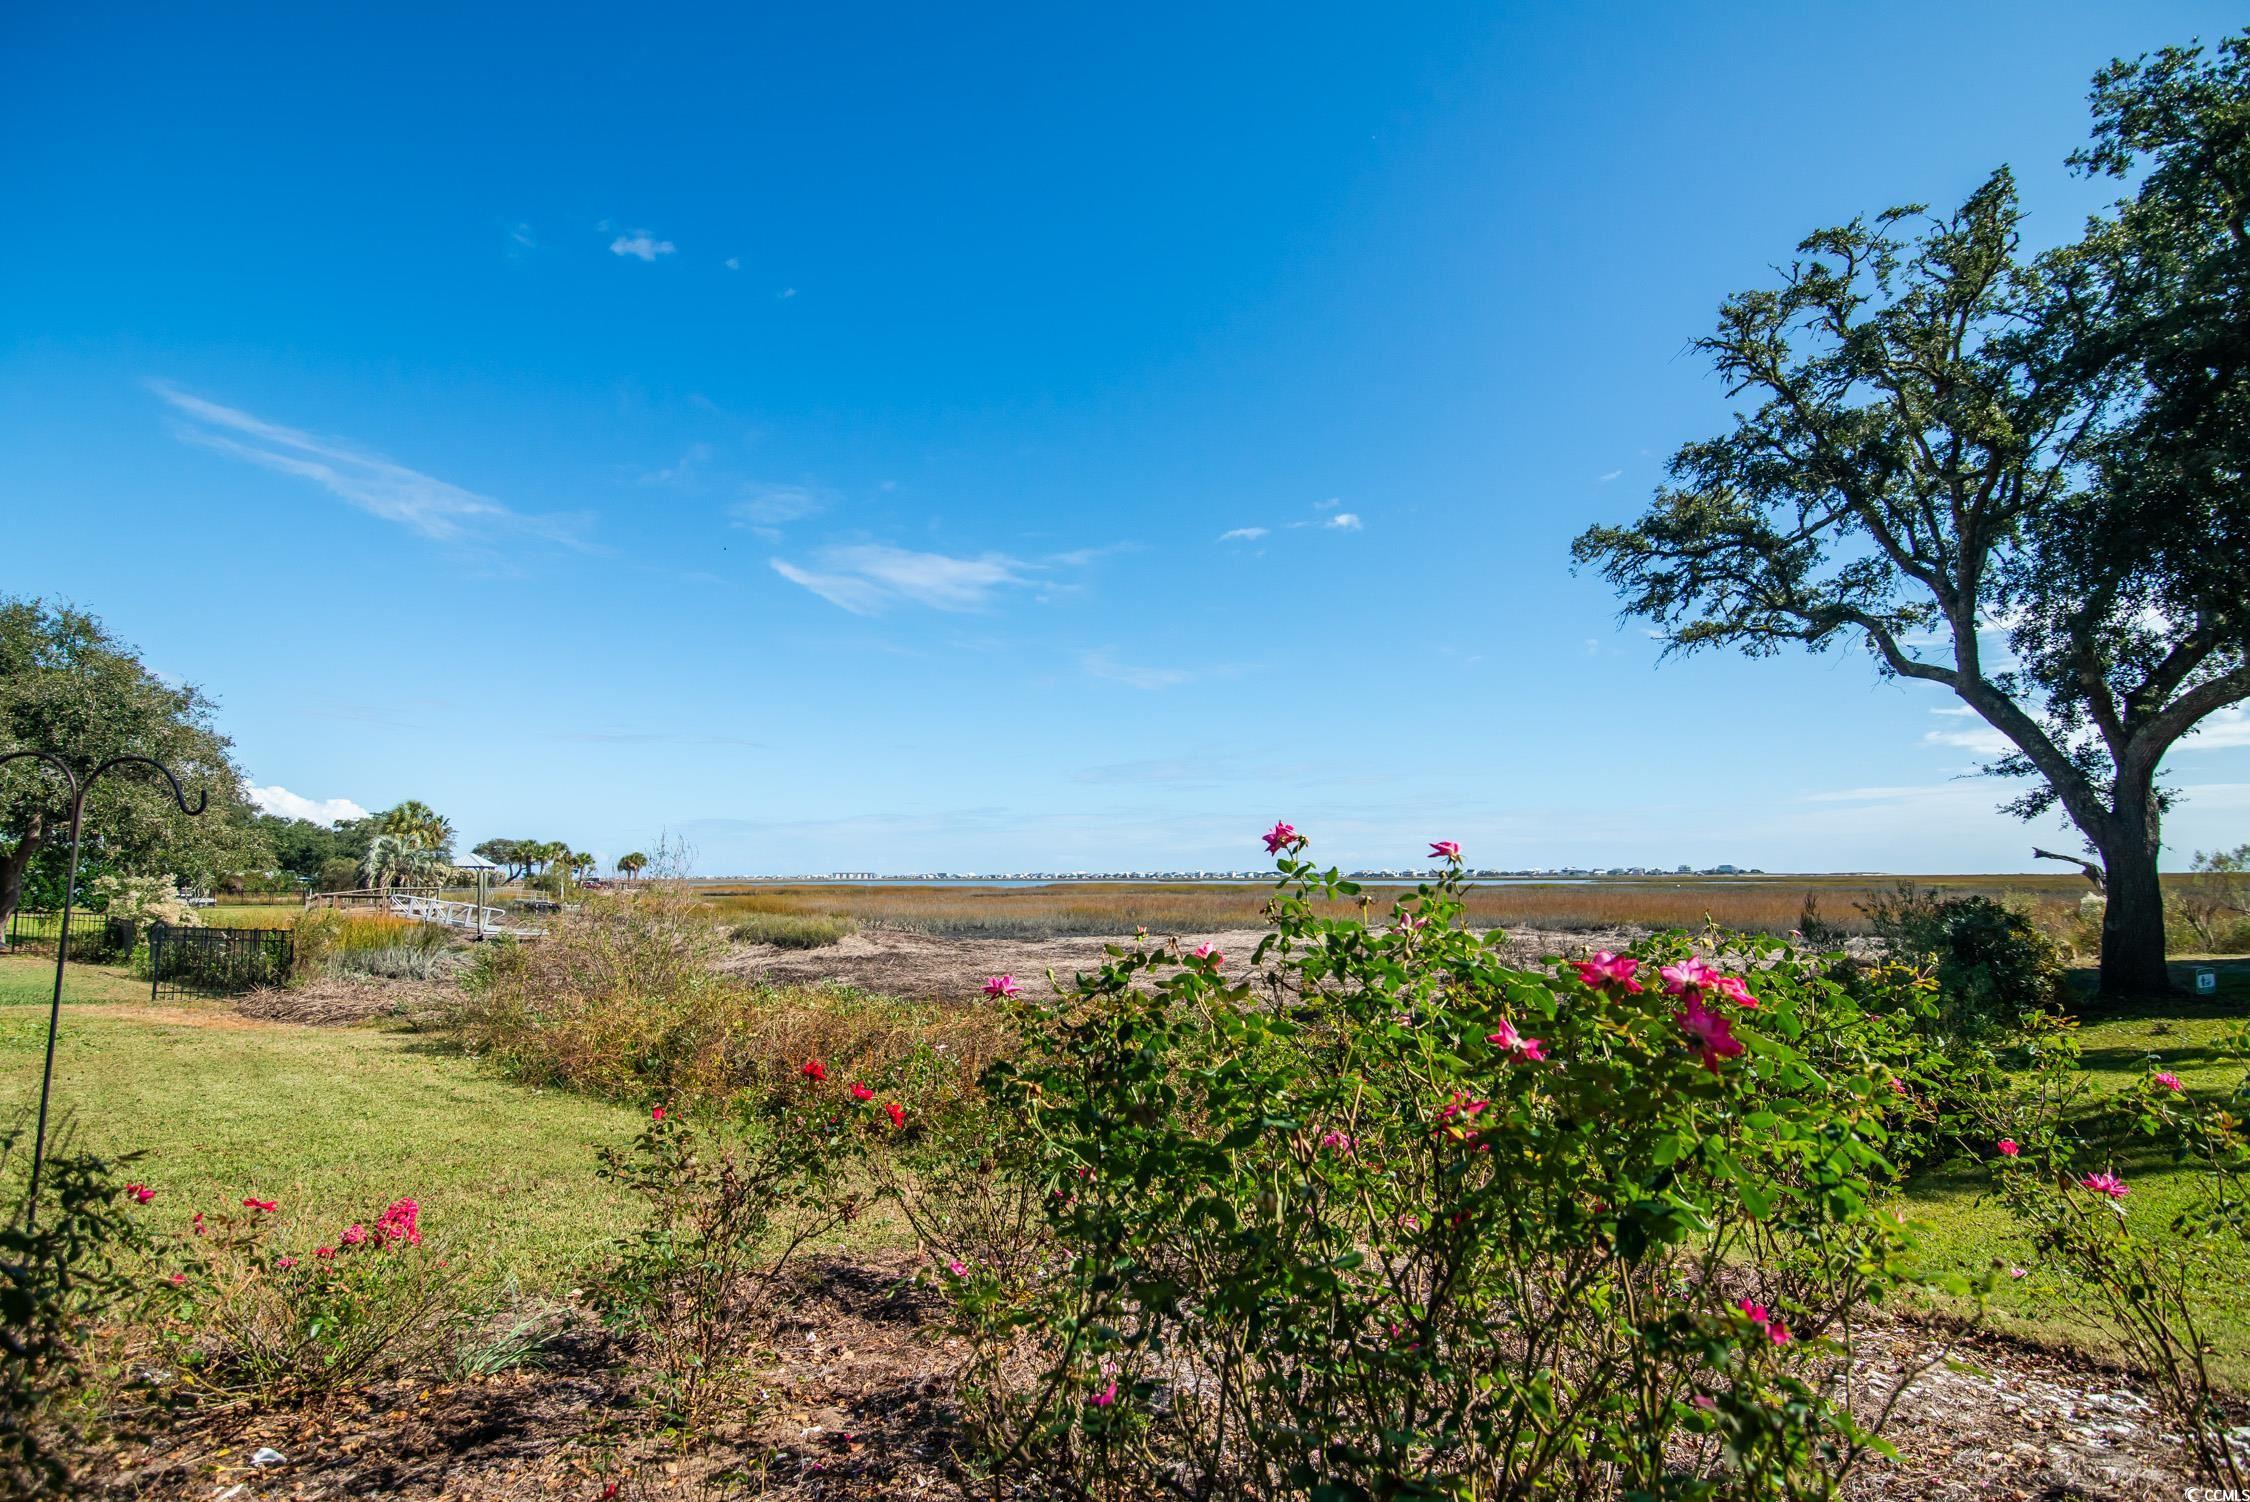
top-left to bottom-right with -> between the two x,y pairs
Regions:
723,256 -> 741,271
1922,726 -> 2013,755
1043,542 -> 1136,567
1596,469 -> 1623,483
730,483 -> 826,527
1915,701 -> 2248,760
639,443 -> 713,487
609,230 -> 676,261
770,545 -> 1029,614
777,287 -> 798,300
250,785 -> 370,825
1324,511 -> 1363,531
1796,783 -> 1992,806
152,383 -> 588,548
1218,527 -> 1268,543
2177,705 -> 2250,751
1919,706 -> 2012,756
1081,648 -> 1192,690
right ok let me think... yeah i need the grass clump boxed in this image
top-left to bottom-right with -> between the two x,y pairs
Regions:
291,910 -> 453,982
726,910 -> 858,949
447,892 -> 1003,1107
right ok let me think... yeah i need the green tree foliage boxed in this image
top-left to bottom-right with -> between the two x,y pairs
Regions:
359,834 -> 446,892
250,811 -> 374,884
1573,34 -> 2249,997
0,598 -> 259,930
374,799 -> 453,859
1859,884 -> 2065,1037
471,837 -> 572,883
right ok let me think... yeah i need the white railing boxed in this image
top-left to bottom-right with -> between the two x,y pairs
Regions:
384,892 -> 545,937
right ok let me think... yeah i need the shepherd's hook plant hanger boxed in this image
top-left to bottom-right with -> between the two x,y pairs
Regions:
1,749 -> 206,1229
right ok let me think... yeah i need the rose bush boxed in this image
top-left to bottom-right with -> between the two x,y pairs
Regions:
597,1076 -> 910,1430
156,1191 -> 463,1404
947,829 -> 1966,1499
1977,1012 -> 2250,1488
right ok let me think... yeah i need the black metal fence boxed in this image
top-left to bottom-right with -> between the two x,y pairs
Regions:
4,909 -> 138,962
148,923 -> 293,999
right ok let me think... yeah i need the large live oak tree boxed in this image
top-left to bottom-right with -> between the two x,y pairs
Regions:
0,598 -> 258,932
1574,34 -> 2248,997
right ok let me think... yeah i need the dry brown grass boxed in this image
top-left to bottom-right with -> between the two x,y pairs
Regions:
689,875 -> 2114,942
443,892 -> 1007,1107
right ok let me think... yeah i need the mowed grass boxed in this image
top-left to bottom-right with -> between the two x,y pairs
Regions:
0,950 -> 150,1006
0,953 -> 640,1289
1898,957 -> 2250,1382
690,873 -> 2122,941
198,903 -> 307,930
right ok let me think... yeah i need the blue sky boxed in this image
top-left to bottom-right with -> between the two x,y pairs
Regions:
5,2 -> 2245,876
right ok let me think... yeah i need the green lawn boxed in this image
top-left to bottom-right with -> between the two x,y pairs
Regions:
1899,956 -> 2250,1381
0,950 -> 151,1006
0,954 -> 639,1290
198,904 -> 306,930
6,948 -> 2247,1378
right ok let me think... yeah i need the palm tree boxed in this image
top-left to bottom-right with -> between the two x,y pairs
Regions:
360,835 -> 405,891
378,800 -> 455,858
617,852 -> 648,884
362,836 -> 445,892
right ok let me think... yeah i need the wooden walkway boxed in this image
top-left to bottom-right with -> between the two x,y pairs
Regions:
306,889 -> 545,938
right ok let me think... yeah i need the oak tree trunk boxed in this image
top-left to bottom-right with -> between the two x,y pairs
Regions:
0,813 -> 44,940
2097,813 -> 2175,998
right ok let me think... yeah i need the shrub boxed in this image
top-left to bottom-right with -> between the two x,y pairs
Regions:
1976,1013 -> 2248,1487
155,1192 -> 465,1404
944,833 -> 1957,1499
726,911 -> 858,949
1794,892 -> 1852,949
2176,846 -> 2250,954
596,1092 -> 886,1429
0,1128 -> 152,1498
1860,884 -> 2063,1036
448,892 -> 1005,1106
90,872 -> 197,928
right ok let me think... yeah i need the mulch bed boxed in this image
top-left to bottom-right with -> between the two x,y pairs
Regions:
77,1248 -> 2210,1500
233,976 -> 454,1028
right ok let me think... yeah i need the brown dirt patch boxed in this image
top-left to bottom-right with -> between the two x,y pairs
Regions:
82,1249 -> 2212,1499
717,924 -> 1660,1005
234,975 -> 456,1027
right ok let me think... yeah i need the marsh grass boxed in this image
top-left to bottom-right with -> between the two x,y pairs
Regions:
448,894 -> 1004,1106
725,911 -> 858,949
691,875 -> 2117,942
291,911 -> 453,981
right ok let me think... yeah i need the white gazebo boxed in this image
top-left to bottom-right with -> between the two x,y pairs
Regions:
450,853 -> 500,937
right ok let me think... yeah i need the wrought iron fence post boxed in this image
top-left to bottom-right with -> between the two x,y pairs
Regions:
1,749 -> 205,1229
